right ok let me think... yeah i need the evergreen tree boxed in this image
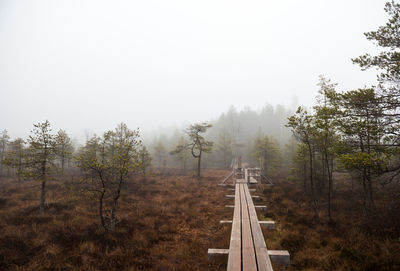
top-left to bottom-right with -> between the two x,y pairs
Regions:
287,107 -> 319,220
3,138 -> 26,182
25,121 -> 56,211
54,129 -> 74,178
139,145 -> 152,176
253,135 -> 281,177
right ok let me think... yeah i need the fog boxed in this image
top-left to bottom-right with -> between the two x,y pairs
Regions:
0,0 -> 386,141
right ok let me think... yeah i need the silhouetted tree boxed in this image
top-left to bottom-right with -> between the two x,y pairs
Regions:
3,138 -> 25,182
139,145 -> 151,176
186,123 -> 213,182
253,135 -> 281,177
0,129 -> 10,176
153,141 -> 167,171
171,123 -> 213,182
54,129 -> 73,179
170,136 -> 191,173
216,129 -> 233,168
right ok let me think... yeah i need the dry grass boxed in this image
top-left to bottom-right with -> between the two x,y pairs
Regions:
260,172 -> 400,271
0,170 -> 232,271
1,170 -> 399,270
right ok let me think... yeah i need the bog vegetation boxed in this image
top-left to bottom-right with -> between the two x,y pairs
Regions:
1,1 -> 400,270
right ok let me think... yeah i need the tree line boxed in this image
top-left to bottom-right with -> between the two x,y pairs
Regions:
287,0 -> 400,222
146,103 -> 294,173
0,121 -> 217,231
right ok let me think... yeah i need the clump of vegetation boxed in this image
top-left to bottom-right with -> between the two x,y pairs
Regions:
75,123 -> 142,231
0,170 -> 232,271
286,1 -> 400,223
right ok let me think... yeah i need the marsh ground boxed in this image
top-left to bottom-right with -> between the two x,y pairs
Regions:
0,170 -> 399,270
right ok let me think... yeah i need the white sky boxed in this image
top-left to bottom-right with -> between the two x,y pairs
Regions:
0,0 -> 388,141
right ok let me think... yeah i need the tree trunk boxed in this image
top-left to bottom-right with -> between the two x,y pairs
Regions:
108,179 -> 123,231
61,156 -> 65,178
362,169 -> 367,215
303,161 -> 307,194
197,153 -> 202,183
366,170 -> 374,211
308,142 -> 318,221
326,153 -> 333,223
40,180 -> 46,211
99,189 -> 106,230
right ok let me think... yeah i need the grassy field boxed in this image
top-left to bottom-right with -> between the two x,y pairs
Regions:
0,170 -> 399,270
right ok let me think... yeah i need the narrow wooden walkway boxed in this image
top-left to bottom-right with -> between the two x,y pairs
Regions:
209,174 -> 289,270
227,182 -> 273,271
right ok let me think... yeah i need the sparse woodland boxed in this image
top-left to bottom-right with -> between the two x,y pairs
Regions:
1,1 -> 400,270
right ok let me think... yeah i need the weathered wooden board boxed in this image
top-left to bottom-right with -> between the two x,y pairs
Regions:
227,184 -> 241,271
240,184 -> 257,270
244,184 -> 274,271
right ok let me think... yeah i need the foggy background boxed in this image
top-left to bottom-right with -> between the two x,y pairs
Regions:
0,0 -> 385,141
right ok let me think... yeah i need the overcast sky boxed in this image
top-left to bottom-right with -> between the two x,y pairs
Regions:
0,0 -> 388,141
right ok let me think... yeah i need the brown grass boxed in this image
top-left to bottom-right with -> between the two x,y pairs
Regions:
0,170 -> 399,270
0,170 -> 233,270
262,172 -> 400,271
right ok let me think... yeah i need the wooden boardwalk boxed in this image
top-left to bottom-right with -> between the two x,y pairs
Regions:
227,182 -> 274,271
209,174 -> 289,270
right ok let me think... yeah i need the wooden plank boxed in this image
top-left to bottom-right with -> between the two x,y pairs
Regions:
208,248 -> 229,262
227,184 -> 241,271
244,184 -> 274,271
208,248 -> 229,261
259,221 -> 275,230
208,248 -> 229,255
268,250 -> 290,267
240,184 -> 257,271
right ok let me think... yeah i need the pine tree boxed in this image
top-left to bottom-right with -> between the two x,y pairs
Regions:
25,121 -> 56,211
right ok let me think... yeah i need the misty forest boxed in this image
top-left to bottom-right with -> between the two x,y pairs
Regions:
1,1 -> 400,271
